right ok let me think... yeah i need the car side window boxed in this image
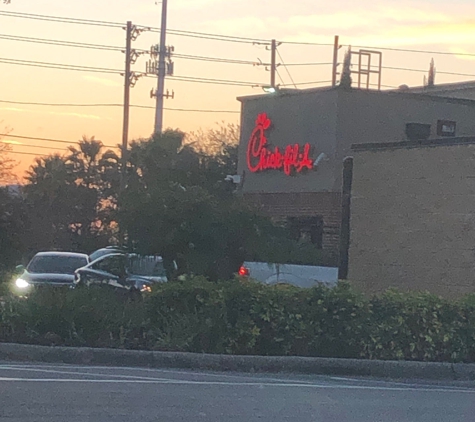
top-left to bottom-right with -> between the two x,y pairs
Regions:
93,256 -> 126,277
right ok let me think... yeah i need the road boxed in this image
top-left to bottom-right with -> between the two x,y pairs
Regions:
0,361 -> 474,421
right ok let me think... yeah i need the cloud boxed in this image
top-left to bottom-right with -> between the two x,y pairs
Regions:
0,107 -> 105,120
82,75 -> 121,87
0,139 -> 22,145
48,111 -> 104,120
199,3 -> 475,48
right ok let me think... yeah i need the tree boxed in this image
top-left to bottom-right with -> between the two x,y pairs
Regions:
424,58 -> 436,87
24,138 -> 120,253
339,47 -> 352,89
119,129 -> 328,280
0,139 -> 16,185
0,186 -> 26,273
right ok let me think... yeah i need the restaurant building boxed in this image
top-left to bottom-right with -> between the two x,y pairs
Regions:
236,85 -> 475,256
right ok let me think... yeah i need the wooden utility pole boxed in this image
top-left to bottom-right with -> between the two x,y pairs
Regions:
332,35 -> 339,87
154,0 -> 168,134
120,21 -> 133,192
270,39 -> 277,89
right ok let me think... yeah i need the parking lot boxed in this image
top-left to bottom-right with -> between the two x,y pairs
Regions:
0,361 -> 474,421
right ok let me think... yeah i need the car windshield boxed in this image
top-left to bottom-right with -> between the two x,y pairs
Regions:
27,255 -> 88,274
127,255 -> 166,277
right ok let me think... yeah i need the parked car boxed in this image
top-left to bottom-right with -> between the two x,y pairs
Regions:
89,246 -> 125,262
14,252 -> 90,292
238,261 -> 339,288
74,252 -> 168,293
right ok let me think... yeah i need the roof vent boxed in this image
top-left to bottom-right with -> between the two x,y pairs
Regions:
405,123 -> 431,141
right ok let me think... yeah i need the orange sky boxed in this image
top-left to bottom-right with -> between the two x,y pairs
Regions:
1,0 -> 475,180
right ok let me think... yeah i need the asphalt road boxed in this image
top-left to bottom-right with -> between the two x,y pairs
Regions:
0,361 -> 474,422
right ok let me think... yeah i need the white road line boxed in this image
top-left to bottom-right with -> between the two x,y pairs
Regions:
0,366 -> 174,382
0,363 -> 315,384
0,377 -> 474,394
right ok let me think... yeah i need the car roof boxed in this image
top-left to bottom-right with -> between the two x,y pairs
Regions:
34,251 -> 89,259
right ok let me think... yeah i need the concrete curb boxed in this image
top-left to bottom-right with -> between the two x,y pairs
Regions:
0,342 -> 474,381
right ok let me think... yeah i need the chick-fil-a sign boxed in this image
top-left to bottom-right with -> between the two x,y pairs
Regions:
246,113 -> 314,176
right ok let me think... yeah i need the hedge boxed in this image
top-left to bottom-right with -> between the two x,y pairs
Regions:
1,278 -> 475,362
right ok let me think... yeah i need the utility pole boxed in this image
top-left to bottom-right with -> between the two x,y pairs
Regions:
120,21 -> 133,192
120,22 -> 146,192
270,39 -> 277,89
332,35 -> 339,87
154,0 -> 168,134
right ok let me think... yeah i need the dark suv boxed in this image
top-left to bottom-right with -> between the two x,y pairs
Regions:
74,253 -> 168,293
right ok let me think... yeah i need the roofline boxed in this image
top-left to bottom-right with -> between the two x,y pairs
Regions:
237,85 -> 475,106
351,136 -> 475,152
237,85 -> 337,102
397,80 -> 475,93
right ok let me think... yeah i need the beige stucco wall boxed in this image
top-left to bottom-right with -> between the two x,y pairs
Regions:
349,143 -> 475,299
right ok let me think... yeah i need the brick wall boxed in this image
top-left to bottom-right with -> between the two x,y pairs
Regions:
242,192 -> 342,250
349,140 -> 475,299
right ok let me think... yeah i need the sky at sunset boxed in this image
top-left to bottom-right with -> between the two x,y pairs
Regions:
1,0 -> 475,179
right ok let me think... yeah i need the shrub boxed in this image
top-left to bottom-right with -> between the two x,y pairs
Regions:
1,278 -> 475,363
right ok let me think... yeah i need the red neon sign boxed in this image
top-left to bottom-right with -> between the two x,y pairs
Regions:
246,113 -> 314,176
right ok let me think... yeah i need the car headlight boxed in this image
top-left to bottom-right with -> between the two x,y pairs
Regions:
140,285 -> 152,293
15,278 -> 30,289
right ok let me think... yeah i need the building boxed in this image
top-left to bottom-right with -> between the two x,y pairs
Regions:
348,137 -> 475,299
236,85 -> 475,257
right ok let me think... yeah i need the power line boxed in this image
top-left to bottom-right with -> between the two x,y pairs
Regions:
0,33 -> 123,52
0,11 -> 266,44
382,65 -> 475,78
145,73 -> 261,87
0,57 -> 122,74
0,99 -> 240,113
276,48 -> 297,89
277,40 -> 334,46
284,62 -> 333,67
279,80 -> 332,87
0,142 -> 68,151
173,53 -> 256,66
353,44 -> 475,58
0,133 -> 117,148
0,33 -> 259,66
0,57 -> 261,87
0,11 -> 122,28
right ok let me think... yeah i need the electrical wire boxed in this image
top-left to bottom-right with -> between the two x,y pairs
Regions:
0,57 -> 261,87
279,80 -> 332,87
283,62 -> 333,67
0,133 -> 117,148
3,10 -> 475,58
382,66 -> 475,78
276,68 -> 285,86
0,11 -> 267,44
0,11 -> 122,28
173,53 -> 257,66
0,142 -> 68,151
145,73 -> 261,87
0,99 -> 240,113
278,40 -> 334,46
0,57 -> 122,74
276,49 -> 297,89
0,33 -> 123,52
353,44 -> 475,58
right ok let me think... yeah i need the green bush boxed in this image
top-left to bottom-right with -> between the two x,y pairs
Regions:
1,279 -> 475,363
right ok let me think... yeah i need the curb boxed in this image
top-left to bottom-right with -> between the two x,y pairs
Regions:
1,342 -> 474,381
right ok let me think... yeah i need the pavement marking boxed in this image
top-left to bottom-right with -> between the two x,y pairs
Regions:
0,363 -> 315,385
0,365 -> 176,382
0,376 -> 474,394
